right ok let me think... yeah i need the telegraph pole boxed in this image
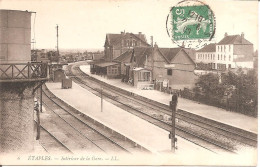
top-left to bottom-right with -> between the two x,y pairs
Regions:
169,93 -> 178,152
56,25 -> 59,62
151,36 -> 154,80
101,87 -> 103,112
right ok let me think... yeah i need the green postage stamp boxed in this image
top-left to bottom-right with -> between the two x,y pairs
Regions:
166,0 -> 216,49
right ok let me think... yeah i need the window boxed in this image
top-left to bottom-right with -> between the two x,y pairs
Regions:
167,69 -> 172,76
229,55 -> 231,61
213,55 -> 215,60
224,45 -> 226,52
218,54 -> 219,60
229,45 -> 231,52
224,55 -> 226,61
228,64 -> 231,68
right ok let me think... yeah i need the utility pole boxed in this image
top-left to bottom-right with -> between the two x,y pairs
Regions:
169,93 -> 178,153
151,36 -> 154,81
56,25 -> 59,62
101,87 -> 103,112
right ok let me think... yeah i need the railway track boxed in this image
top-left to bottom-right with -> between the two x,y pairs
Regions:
34,120 -> 73,154
64,63 -> 257,154
40,84 -> 149,154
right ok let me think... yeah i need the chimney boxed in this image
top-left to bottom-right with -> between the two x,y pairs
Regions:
150,36 -> 153,47
154,42 -> 158,48
138,32 -> 142,37
121,31 -> 125,36
224,32 -> 228,37
241,32 -> 244,39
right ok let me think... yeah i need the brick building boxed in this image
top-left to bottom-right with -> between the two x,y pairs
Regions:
104,31 -> 150,61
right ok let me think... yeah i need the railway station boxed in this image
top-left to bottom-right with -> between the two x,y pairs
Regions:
40,62 -> 257,165
80,64 -> 257,133
0,1 -> 258,166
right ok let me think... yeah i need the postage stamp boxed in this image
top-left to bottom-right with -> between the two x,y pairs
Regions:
166,0 -> 216,49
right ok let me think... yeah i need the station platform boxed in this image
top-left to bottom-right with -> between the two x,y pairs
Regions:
45,81 -> 257,165
46,82 -> 212,155
79,65 -> 258,134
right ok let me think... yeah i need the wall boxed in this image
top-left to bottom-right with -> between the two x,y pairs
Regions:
0,82 -> 35,154
107,64 -> 120,78
147,48 -> 197,89
0,10 -> 31,63
233,44 -> 253,57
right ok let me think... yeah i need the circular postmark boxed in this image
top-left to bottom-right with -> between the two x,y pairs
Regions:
166,0 -> 216,49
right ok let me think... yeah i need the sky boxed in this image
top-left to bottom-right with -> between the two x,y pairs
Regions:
0,0 -> 258,51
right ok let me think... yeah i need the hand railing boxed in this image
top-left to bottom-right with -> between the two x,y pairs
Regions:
0,62 -> 48,80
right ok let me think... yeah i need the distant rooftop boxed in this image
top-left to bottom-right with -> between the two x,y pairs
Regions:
218,33 -> 253,45
105,32 -> 150,47
197,43 -> 216,52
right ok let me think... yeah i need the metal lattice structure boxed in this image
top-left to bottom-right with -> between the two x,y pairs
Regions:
0,62 -> 48,82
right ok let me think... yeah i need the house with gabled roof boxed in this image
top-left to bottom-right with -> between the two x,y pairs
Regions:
104,31 -> 150,61
126,44 -> 197,90
195,43 -> 217,70
216,32 -> 254,69
90,31 -> 150,79
195,32 -> 254,70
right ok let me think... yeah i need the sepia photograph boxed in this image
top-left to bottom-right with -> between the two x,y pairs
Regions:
0,0 -> 258,166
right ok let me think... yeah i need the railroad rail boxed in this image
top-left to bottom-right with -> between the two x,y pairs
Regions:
40,84 -> 150,154
65,63 -> 257,154
34,120 -> 73,154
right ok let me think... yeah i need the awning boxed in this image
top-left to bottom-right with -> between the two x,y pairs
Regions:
133,67 -> 151,72
95,62 -> 119,68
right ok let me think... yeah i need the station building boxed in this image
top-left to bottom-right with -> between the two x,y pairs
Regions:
90,31 -> 150,79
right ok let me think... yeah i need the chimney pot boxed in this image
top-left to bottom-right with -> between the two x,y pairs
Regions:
241,32 -> 244,39
225,32 -> 228,37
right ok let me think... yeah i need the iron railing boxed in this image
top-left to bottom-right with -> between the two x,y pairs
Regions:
0,62 -> 48,81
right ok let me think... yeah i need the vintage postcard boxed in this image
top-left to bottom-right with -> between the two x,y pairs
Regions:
0,0 -> 258,166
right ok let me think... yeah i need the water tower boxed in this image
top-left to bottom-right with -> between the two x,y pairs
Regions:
0,10 -> 48,154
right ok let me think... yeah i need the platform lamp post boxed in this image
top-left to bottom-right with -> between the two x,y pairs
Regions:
101,86 -> 103,112
169,93 -> 178,153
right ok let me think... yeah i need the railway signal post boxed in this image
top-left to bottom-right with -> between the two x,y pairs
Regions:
169,93 -> 178,153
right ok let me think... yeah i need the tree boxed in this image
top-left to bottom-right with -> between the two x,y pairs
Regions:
193,73 -> 225,99
194,69 -> 258,117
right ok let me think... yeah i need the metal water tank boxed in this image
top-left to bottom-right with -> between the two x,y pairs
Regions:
0,10 -> 31,63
